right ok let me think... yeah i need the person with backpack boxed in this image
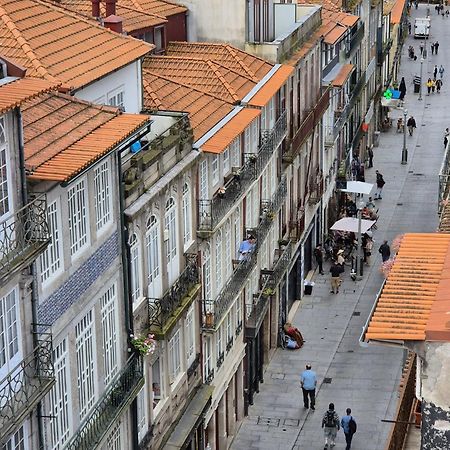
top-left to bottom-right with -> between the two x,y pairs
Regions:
322,403 -> 340,449
341,408 -> 357,450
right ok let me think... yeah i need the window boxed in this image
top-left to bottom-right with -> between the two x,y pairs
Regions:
168,329 -> 181,383
129,234 -> 141,303
261,106 -> 267,131
47,339 -> 70,450
68,178 -> 89,256
245,190 -> 252,228
231,137 -> 240,167
136,387 -> 147,439
0,288 -> 19,369
182,183 -> 192,247
251,185 -> 259,227
244,127 -> 251,154
146,216 -> 160,294
152,357 -> 164,409
75,310 -> 96,420
203,336 -> 213,381
202,245 -> 211,300
224,220 -> 231,279
94,160 -> 111,231
185,307 -> 195,366
107,87 -> 125,109
199,159 -> 208,200
236,299 -> 242,331
216,325 -> 223,363
212,155 -> 219,186
223,147 -> 230,174
105,422 -> 121,450
154,26 -> 165,52
165,198 -> 178,283
101,284 -> 118,385
215,230 -> 223,294
0,116 -> 10,218
251,119 -> 259,152
40,199 -> 62,283
226,312 -> 233,347
233,207 -> 241,256
3,426 -> 25,450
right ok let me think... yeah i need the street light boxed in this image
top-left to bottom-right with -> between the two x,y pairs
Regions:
418,57 -> 424,101
355,200 -> 365,280
401,108 -> 408,165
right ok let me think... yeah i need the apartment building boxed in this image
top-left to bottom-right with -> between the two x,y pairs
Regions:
0,0 -> 153,112
21,90 -> 151,449
0,76 -> 57,449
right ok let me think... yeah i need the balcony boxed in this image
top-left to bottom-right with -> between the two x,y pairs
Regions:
198,111 -> 287,234
148,254 -> 200,337
345,23 -> 365,58
202,175 -> 288,331
0,331 -> 55,441
289,209 -> 305,242
308,174 -> 324,205
66,354 -> 144,450
0,195 -> 50,282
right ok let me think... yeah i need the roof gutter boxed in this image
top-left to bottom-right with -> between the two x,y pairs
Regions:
359,279 -> 385,348
241,64 -> 281,104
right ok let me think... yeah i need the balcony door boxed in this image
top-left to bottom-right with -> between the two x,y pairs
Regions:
165,198 -> 179,286
146,216 -> 162,299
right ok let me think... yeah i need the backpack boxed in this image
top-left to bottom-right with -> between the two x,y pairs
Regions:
349,417 -> 357,434
325,411 -> 336,428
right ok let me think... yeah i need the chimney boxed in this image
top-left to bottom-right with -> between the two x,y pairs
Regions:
105,0 -> 116,17
92,0 -> 100,17
104,15 -> 123,34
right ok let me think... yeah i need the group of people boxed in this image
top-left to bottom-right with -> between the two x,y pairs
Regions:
300,364 -> 357,450
434,3 -> 449,16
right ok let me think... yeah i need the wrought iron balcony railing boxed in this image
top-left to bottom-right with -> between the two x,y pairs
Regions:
270,241 -> 293,287
65,354 -> 144,450
0,331 -> 55,441
202,175 -> 287,330
0,195 -> 50,281
346,23 -> 365,58
198,111 -> 287,232
148,254 -> 200,334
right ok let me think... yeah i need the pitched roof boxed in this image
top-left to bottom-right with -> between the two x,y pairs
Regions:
363,233 -> 450,342
391,0 -> 406,24
44,0 -> 167,32
128,0 -> 186,17
332,63 -> 354,86
0,0 -> 153,90
0,77 -> 58,114
324,24 -> 347,44
22,92 -> 150,181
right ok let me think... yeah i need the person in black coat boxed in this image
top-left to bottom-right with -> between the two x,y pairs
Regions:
399,77 -> 407,101
379,241 -> 391,262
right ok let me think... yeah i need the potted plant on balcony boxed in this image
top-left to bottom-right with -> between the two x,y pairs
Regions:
205,312 -> 214,327
262,287 -> 275,298
130,333 -> 157,357
266,211 -> 275,220
248,154 -> 257,163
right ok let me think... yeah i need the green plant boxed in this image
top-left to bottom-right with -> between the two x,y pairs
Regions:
130,333 -> 157,356
262,287 -> 275,297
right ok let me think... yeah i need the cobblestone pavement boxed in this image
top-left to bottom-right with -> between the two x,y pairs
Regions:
231,4 -> 448,449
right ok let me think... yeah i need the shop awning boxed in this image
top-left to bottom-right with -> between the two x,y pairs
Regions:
163,384 -> 214,450
330,217 -> 376,234
340,181 -> 374,195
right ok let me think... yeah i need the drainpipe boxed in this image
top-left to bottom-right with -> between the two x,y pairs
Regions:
16,107 -> 45,449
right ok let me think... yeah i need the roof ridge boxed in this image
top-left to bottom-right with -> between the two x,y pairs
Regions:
210,60 -> 257,82
206,60 -> 240,102
224,45 -> 258,82
143,78 -> 162,108
0,4 -> 58,82
143,69 -> 234,105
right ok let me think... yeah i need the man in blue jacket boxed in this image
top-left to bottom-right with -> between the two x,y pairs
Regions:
341,408 -> 357,449
300,364 -> 317,410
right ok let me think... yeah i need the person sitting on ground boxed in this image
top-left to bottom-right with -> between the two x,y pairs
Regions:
366,197 -> 376,211
284,322 -> 304,348
238,235 -> 256,261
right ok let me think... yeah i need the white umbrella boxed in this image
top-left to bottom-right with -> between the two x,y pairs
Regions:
330,217 -> 376,234
340,181 -> 374,195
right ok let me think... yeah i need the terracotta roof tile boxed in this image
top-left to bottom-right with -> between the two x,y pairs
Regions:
0,0 -> 153,90
128,0 -> 186,17
391,0 -> 406,24
439,202 -> 450,232
0,77 -> 58,114
22,92 -> 150,181
324,24 -> 347,44
202,108 -> 261,154
364,233 -> 450,342
332,63 -> 354,86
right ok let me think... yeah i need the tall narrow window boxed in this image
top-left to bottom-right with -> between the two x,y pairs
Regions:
94,160 -> 111,231
216,324 -> 223,364
215,230 -> 223,294
202,245 -> 211,300
231,137 -> 240,167
152,357 -> 165,409
40,199 -> 62,283
129,234 -> 141,303
105,422 -> 121,450
203,336 -> 212,381
146,216 -> 160,295
47,339 -> 71,449
244,127 -> 251,154
68,178 -> 89,256
165,198 -> 178,284
75,310 -> 96,420
182,183 -> 192,247
137,387 -> 147,439
3,426 -> 25,450
212,155 -> 219,186
233,207 -> 241,256
0,116 -> 10,218
0,288 -> 19,369
101,284 -> 118,385
185,307 -> 195,366
224,220 -> 231,278
223,147 -> 230,174
199,159 -> 208,200
168,329 -> 181,382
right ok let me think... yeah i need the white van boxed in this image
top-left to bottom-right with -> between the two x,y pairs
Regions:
414,18 -> 431,38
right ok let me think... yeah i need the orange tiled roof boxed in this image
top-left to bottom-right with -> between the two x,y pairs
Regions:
128,0 -> 186,17
364,233 -> 450,342
22,92 -> 150,181
142,71 -> 233,141
0,77 -> 58,114
324,24 -> 347,44
439,202 -> 450,232
332,64 -> 354,87
391,0 -> 406,24
201,108 -> 261,154
43,0 -> 167,32
0,0 -> 153,90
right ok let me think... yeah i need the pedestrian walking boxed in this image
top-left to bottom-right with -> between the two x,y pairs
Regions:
444,128 -> 449,148
431,42 -> 435,55
420,43 -> 424,55
399,77 -> 406,101
434,65 -> 438,79
435,41 -> 440,54
374,170 -> 385,199
322,403 -> 340,450
431,78 -> 436,93
408,21 -> 412,33
300,364 -> 317,410
436,78 -> 442,93
446,9 -> 449,17
379,240 -> 391,262
407,116 -> 416,136
367,146 -> 374,168
314,243 -> 325,275
439,64 -> 445,79
414,0 -> 418,8
341,408 -> 357,450
427,78 -> 433,95
364,235 -> 373,266
330,261 -> 343,294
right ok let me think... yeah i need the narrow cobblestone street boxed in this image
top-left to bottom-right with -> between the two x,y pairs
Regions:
231,5 -> 449,449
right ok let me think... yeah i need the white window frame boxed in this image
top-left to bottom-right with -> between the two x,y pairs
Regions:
40,198 -> 63,284
153,25 -> 165,52
251,119 -> 259,153
224,220 -> 231,279
226,312 -> 233,348
93,159 -> 112,232
234,207 -> 241,256
211,155 -> 219,186
152,355 -> 165,412
105,421 -> 122,450
182,183 -> 192,249
215,230 -> 223,295
203,336 -> 212,382
199,159 -> 208,200
202,245 -> 211,300
4,424 -> 27,450
216,324 -> 223,363
129,234 -> 142,304
223,147 -> 230,174
0,115 -> 12,219
75,310 -> 96,420
146,216 -> 161,296
185,306 -> 195,366
0,287 -> 20,373
68,177 -> 89,257
236,298 -> 242,331
136,386 -> 148,440
244,126 -> 251,154
107,86 -> 125,109
168,329 -> 181,384
100,283 -> 119,385
231,137 -> 240,167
